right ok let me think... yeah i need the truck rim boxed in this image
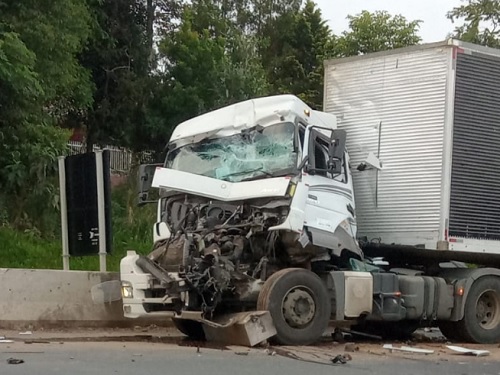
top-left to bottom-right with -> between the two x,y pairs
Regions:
476,289 -> 500,330
282,286 -> 316,328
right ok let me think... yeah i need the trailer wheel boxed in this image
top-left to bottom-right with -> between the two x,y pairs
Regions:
172,318 -> 206,340
257,268 -> 331,345
458,276 -> 500,343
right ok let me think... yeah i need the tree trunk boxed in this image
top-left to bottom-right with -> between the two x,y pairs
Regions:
146,0 -> 155,66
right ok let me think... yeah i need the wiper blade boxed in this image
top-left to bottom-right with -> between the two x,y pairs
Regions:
222,167 -> 270,179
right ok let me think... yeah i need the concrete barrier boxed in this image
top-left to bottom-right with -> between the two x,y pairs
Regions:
0,268 -> 166,330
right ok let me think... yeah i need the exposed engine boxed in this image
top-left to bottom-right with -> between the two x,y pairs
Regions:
146,194 -> 330,316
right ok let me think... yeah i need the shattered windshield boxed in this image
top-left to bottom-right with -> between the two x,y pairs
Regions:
166,122 -> 297,182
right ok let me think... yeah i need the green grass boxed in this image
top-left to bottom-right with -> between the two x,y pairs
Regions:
0,181 -> 156,271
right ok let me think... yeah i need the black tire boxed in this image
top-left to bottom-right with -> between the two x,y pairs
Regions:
257,268 -> 331,345
172,318 -> 206,340
437,321 -> 463,342
456,276 -> 500,343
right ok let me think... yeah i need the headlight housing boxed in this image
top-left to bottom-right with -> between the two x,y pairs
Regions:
121,281 -> 133,299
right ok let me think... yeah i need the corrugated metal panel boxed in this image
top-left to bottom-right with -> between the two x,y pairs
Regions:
449,52 -> 500,240
324,48 -> 450,245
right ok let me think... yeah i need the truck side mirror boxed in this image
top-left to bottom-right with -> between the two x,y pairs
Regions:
330,130 -> 346,160
137,164 -> 162,206
328,129 -> 346,175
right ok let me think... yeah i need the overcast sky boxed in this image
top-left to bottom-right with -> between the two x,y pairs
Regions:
315,0 -> 461,42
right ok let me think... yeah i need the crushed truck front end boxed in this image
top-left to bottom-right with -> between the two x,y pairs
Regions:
120,95 -> 362,344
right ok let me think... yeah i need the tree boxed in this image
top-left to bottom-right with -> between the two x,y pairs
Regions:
150,1 -> 269,148
256,0 -> 331,109
332,11 -> 422,57
0,1 -> 93,231
0,30 -> 42,127
76,0 -> 151,151
1,0 -> 94,118
448,0 -> 500,47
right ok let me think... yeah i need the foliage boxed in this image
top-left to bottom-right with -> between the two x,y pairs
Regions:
76,0 -> 151,151
259,0 -> 331,109
0,0 -> 94,232
0,182 -> 154,271
154,2 -> 269,131
1,0 -> 94,117
332,11 -> 422,57
1,124 -> 69,232
448,0 -> 500,47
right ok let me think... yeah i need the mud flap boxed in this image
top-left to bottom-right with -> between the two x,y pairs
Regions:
177,311 -> 277,346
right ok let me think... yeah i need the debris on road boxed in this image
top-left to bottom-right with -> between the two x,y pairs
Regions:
331,354 -> 347,364
383,344 -> 434,354
271,347 -> 352,367
25,340 -> 50,344
446,345 -> 490,357
234,351 -> 249,356
0,339 -> 14,343
6,358 -> 24,365
331,354 -> 353,364
264,349 -> 276,356
344,342 -> 359,352
19,331 -> 33,335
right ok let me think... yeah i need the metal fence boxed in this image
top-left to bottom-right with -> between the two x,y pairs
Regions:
67,141 -> 153,173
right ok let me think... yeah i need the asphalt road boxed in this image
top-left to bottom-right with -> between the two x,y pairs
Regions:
1,341 -> 499,375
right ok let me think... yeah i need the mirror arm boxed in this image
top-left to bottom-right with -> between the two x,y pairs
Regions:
298,155 -> 309,171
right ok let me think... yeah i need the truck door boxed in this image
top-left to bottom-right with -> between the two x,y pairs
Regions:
301,126 -> 359,257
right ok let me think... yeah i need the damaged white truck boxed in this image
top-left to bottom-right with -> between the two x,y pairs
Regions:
120,40 -> 500,345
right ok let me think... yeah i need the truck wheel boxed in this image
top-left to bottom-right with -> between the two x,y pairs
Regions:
257,268 -> 331,345
172,318 -> 206,340
458,276 -> 500,343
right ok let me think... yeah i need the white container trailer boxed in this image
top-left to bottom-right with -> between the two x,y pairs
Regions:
324,39 -> 500,255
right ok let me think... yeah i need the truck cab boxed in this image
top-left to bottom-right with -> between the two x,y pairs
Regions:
120,95 -> 365,344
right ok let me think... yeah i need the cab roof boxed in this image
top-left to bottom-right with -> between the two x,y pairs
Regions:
169,95 -> 337,142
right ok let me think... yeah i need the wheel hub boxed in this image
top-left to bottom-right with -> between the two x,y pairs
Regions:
476,290 -> 500,330
282,287 -> 316,328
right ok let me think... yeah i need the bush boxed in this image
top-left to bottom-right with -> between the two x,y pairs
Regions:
0,176 -> 156,271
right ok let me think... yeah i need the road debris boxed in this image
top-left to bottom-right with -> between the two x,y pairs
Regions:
25,340 -> 50,344
264,349 -> 276,356
331,353 -> 353,364
383,344 -> 434,354
234,351 -> 249,356
0,339 -> 14,343
19,331 -> 33,335
6,358 -> 24,365
446,345 -> 490,357
331,354 -> 347,364
271,347 -> 352,367
344,342 -> 359,352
